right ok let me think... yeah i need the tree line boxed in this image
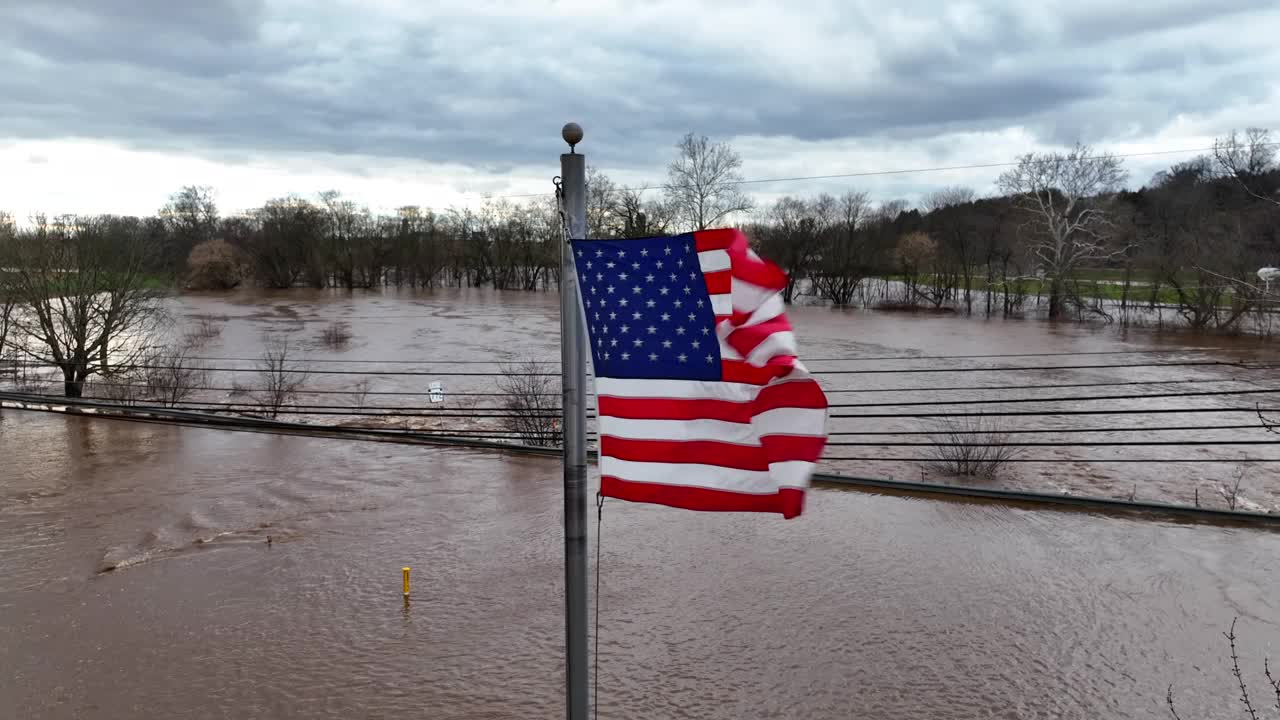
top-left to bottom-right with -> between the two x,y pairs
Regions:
2,128 -> 1278,397
747,128 -> 1280,328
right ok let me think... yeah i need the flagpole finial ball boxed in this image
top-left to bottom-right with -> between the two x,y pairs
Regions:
562,122 -> 584,149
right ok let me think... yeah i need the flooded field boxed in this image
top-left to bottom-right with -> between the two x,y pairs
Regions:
2,288 -> 1279,719
57,287 -> 1280,508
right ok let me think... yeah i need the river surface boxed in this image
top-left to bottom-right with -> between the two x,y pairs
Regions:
76,287 -> 1280,508
2,288 -> 1280,719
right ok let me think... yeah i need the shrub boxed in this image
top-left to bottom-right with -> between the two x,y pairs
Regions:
186,239 -> 245,290
497,358 -> 561,447
925,412 -> 1021,479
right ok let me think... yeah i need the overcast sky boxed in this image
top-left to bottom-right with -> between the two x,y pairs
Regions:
1,0 -> 1277,220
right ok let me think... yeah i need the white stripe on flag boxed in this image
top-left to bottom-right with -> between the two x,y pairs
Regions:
600,456 -> 787,494
596,376 -> 818,403
769,460 -> 817,489
740,295 -> 786,328
754,405 -> 828,437
745,331 -> 798,366
697,249 -> 731,273
598,410 -> 826,442
731,278 -> 777,315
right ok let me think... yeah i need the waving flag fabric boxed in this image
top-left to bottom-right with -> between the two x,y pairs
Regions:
570,228 -> 828,519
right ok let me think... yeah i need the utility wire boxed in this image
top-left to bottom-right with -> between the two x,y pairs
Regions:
83,382 -> 529,397
126,348 -> 1244,365
828,424 -> 1268,436
832,408 -> 1278,418
75,377 -> 1258,397
826,379 -> 1245,393
483,143 -> 1280,199
41,385 -> 1280,414
822,456 -> 1280,463
825,440 -> 1280,447
824,387 -> 1280,408
9,359 -> 1242,377
7,395 -> 1277,462
8,394 -> 1278,419
806,361 -> 1239,375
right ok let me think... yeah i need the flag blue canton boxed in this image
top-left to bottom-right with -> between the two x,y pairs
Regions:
571,235 -> 723,381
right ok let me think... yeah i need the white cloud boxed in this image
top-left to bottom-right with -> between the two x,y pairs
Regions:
0,0 -> 1277,218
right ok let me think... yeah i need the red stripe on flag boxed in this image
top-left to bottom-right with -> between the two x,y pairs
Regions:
761,433 -> 828,463
719,358 -> 797,385
601,435 -> 825,468
599,396 -> 752,423
727,255 -> 788,291
756,379 -> 828,410
601,476 -> 805,519
726,316 -> 793,359
692,228 -> 739,251
601,436 -> 767,470
714,229 -> 787,290
597,379 -> 827,422
703,269 -> 731,294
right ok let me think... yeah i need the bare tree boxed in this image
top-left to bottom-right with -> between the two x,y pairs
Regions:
4,215 -> 166,397
809,191 -> 876,306
923,186 -> 981,312
926,413 -> 1022,479
246,197 -> 325,289
1212,128 -> 1279,207
1222,463 -> 1247,511
755,195 -> 832,303
997,143 -> 1129,319
160,185 -> 218,270
253,336 -> 309,419
921,186 -> 977,214
586,166 -> 621,238
1168,618 -> 1274,720
664,132 -> 754,231
895,231 -> 939,306
139,342 -> 210,408
616,186 -> 674,238
497,358 -> 561,446
349,378 -> 372,412
0,211 -> 15,331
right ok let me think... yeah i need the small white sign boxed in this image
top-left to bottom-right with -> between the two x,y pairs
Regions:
428,381 -> 444,403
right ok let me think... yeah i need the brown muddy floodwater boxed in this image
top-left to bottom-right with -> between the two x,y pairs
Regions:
2,287 -> 1280,719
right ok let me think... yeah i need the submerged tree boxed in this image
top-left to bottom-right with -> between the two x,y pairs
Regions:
3,215 -> 166,397
997,143 -> 1129,319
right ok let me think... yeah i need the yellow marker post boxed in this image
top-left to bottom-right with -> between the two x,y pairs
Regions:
402,567 -> 411,601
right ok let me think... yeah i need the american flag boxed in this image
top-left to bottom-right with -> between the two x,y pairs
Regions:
571,228 -> 828,519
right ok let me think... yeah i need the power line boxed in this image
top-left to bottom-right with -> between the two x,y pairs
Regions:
822,456 -> 1280,463
813,361 -> 1237,375
130,348 -> 1244,365
7,394 -> 1277,463
829,423 -> 1267,435
38,385 -> 1280,415
12,359 -> 1236,377
832,408 -> 1274,418
825,387 -> 1280,408
83,382 -> 530,397
483,142 -> 1280,199
826,379 -> 1245,394
825,440 -> 1280,447
78,377 -> 1257,397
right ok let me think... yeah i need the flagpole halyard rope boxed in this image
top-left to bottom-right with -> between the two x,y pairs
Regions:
594,492 -> 605,720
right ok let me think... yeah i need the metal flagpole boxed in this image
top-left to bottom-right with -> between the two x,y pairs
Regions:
559,122 -> 590,720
